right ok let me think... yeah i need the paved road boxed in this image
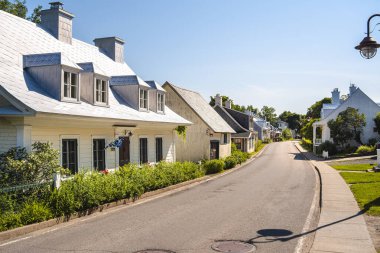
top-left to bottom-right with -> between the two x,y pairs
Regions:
1,141 -> 316,253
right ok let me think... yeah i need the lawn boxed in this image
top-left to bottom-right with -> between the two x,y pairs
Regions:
336,164 -> 380,216
332,163 -> 375,171
340,172 -> 380,184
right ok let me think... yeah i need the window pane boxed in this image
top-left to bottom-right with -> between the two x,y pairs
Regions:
64,72 -> 69,84
64,84 -> 68,97
71,85 -> 76,99
71,73 -> 77,87
102,91 -> 106,103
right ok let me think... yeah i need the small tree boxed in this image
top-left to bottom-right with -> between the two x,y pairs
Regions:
0,142 -> 61,187
282,128 -> 292,140
328,107 -> 366,148
374,112 -> 380,136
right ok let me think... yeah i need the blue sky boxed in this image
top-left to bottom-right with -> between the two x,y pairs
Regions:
27,0 -> 380,114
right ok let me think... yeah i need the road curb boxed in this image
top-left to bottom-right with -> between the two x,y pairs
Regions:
0,145 -> 269,243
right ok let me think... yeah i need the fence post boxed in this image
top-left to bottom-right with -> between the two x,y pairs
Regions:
53,171 -> 61,189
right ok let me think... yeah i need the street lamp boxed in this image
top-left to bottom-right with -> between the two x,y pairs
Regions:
355,14 -> 380,59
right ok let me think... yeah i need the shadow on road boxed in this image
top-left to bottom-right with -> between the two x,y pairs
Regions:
245,197 -> 380,244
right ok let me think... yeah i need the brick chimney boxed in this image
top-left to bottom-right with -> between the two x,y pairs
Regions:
40,2 -> 74,44
94,37 -> 125,63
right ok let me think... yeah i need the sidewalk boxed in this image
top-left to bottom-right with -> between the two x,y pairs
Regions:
295,143 -> 376,253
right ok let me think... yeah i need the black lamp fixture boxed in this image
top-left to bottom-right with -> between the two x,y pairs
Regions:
355,14 -> 380,59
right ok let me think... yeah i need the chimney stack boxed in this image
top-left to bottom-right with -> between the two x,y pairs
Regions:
349,84 -> 357,96
331,88 -> 340,105
94,37 -> 125,63
40,2 -> 74,44
214,94 -> 222,106
225,99 -> 232,109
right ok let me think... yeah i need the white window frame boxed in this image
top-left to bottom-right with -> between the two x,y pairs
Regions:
139,88 -> 149,110
157,93 -> 165,113
62,70 -> 80,102
94,78 -> 108,106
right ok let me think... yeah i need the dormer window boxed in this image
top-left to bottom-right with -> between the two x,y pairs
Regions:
95,79 -> 108,104
157,93 -> 165,112
63,71 -> 78,99
139,89 -> 148,110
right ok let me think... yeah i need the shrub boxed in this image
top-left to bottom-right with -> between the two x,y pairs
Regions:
300,138 -> 313,151
368,138 -> 379,146
282,128 -> 292,140
356,145 -> 376,155
0,212 -> 21,232
255,140 -> 263,151
203,160 -> 224,175
20,201 -> 52,225
317,141 -> 337,155
224,156 -> 237,169
232,150 -> 249,164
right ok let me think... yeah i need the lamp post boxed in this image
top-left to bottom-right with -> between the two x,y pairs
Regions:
355,14 -> 380,59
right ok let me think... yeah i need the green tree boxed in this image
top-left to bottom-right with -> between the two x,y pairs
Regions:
300,118 -> 319,140
279,111 -> 303,132
327,107 -> 366,147
374,112 -> 380,135
0,0 -> 41,23
282,128 -> 292,140
259,106 -> 277,125
306,97 -> 332,119
209,95 -> 258,113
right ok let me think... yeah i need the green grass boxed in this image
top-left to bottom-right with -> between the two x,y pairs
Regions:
332,163 -> 375,171
350,182 -> 380,216
340,172 -> 380,184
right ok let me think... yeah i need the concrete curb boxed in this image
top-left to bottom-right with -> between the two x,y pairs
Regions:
0,145 -> 269,243
295,142 -> 377,253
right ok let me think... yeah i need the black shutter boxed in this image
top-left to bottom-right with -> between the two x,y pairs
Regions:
140,138 -> 148,164
156,137 -> 163,162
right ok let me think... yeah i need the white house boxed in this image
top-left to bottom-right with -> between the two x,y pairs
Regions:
0,3 -> 191,173
163,82 -> 235,161
312,84 -> 380,152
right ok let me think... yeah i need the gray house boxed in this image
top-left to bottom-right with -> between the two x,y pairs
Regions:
0,3 -> 190,172
213,95 -> 258,153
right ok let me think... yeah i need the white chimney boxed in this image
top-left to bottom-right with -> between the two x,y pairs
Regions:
225,99 -> 232,109
349,84 -> 357,96
245,110 -> 251,116
214,94 -> 222,106
331,88 -> 340,105
40,2 -> 74,44
94,37 -> 125,63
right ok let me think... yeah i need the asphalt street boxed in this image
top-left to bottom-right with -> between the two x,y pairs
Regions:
1,141 -> 316,253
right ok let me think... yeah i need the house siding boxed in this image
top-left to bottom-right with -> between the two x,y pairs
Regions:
165,85 -> 231,161
0,118 -> 17,154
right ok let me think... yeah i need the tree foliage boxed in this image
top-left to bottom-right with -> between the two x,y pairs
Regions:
259,106 -> 277,125
306,97 -> 332,119
279,111 -> 303,132
327,107 -> 366,147
0,142 -> 61,187
374,112 -> 380,136
0,0 -> 41,23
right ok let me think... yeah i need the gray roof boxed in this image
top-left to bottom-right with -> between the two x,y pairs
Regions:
145,81 -> 166,92
0,10 -> 189,125
163,82 -> 235,133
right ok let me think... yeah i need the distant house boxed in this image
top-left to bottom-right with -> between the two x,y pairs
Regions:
312,84 -> 380,152
277,120 -> 288,131
0,4 -> 190,173
163,82 -> 235,161
253,117 -> 271,141
213,95 -> 258,153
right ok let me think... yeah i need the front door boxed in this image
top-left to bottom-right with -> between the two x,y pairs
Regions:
210,141 -> 220,160
119,137 -> 130,166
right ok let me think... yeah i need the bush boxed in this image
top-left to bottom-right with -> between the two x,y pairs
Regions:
300,138 -> 313,151
368,138 -> 379,146
203,160 -> 224,175
232,150 -> 249,164
282,128 -> 292,140
356,145 -> 376,155
0,212 -> 21,232
317,141 -> 337,156
20,201 -> 52,225
255,140 -> 263,151
224,156 -> 237,169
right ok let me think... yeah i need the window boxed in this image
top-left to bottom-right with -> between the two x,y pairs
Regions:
62,139 -> 78,174
223,133 -> 228,144
95,79 -> 107,104
93,139 -> 105,170
157,93 -> 164,112
139,138 -> 148,164
63,71 -> 78,99
156,137 -> 163,162
139,89 -> 148,109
